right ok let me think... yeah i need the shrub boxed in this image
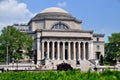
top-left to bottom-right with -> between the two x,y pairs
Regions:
57,63 -> 73,71
0,70 -> 120,80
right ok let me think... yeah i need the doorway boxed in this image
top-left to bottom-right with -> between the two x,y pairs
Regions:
96,52 -> 100,60
100,55 -> 103,64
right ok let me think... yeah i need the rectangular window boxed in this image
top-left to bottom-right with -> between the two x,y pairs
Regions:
97,45 -> 100,50
97,37 -> 99,42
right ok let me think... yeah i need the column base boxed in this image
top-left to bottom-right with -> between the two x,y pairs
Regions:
73,59 -> 76,60
68,59 -> 71,60
52,58 -> 55,60
63,59 -> 65,61
83,59 -> 86,61
57,58 -> 60,60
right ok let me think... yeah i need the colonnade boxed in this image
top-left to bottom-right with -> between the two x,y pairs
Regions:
40,41 -> 91,61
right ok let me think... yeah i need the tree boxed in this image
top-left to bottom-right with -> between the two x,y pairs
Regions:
105,32 -> 120,65
0,26 -> 33,63
109,33 -> 120,43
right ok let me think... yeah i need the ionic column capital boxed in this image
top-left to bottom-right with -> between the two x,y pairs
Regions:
52,41 -> 55,43
73,41 -> 76,43
83,41 -> 86,44
88,41 -> 92,44
68,41 -> 71,43
57,41 -> 60,43
42,40 -> 45,43
62,40 -> 65,43
78,42 -> 81,44
47,41 -> 50,43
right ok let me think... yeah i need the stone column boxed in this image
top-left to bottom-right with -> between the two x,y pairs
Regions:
78,42 -> 81,60
57,41 -> 60,60
68,42 -> 71,60
63,42 -> 65,60
42,41 -> 44,59
73,42 -> 76,60
37,39 -> 41,64
47,41 -> 50,59
91,42 -> 94,59
87,42 -> 90,60
89,42 -> 93,59
83,42 -> 86,60
52,41 -> 55,60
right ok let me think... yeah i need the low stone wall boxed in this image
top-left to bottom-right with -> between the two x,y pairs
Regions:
0,63 -> 36,71
90,65 -> 119,72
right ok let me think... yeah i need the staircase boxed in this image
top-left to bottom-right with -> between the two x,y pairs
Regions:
67,60 -> 76,68
80,60 -> 95,72
41,60 -> 76,70
41,59 -> 95,71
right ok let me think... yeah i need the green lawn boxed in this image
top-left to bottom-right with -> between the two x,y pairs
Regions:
0,69 -> 120,80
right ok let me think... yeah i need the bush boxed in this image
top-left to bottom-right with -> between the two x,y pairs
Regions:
0,70 -> 120,80
57,63 -> 73,71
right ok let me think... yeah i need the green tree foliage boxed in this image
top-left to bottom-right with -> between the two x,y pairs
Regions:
105,32 -> 120,65
109,33 -> 120,43
0,26 -> 33,63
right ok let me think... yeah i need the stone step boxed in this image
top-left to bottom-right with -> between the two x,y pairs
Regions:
80,60 -> 94,71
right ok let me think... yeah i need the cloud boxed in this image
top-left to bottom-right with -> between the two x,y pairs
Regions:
0,0 -> 34,29
57,2 -> 67,7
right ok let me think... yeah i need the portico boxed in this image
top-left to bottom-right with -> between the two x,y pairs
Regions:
37,39 -> 93,61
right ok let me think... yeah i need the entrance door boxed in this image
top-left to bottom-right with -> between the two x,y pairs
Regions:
65,49 -> 68,60
96,52 -> 100,60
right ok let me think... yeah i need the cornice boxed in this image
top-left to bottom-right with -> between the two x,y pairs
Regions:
93,34 -> 105,37
93,41 -> 104,43
34,29 -> 93,34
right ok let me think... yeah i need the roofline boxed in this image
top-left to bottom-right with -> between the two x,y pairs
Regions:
93,34 -> 105,37
28,18 -> 82,25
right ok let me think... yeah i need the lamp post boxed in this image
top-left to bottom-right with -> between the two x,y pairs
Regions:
17,58 -> 18,70
6,26 -> 10,71
12,58 -> 14,70
6,45 -> 9,71
113,58 -> 117,70
51,62 -> 54,70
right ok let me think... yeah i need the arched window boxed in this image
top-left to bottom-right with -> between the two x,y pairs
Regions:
52,23 -> 69,30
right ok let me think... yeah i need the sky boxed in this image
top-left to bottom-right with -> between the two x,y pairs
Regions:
0,0 -> 120,42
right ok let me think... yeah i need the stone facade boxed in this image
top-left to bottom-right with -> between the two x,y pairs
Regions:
13,24 -> 30,33
28,7 -> 104,71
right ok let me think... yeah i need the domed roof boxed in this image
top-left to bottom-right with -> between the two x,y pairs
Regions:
29,7 -> 81,24
40,7 -> 69,14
